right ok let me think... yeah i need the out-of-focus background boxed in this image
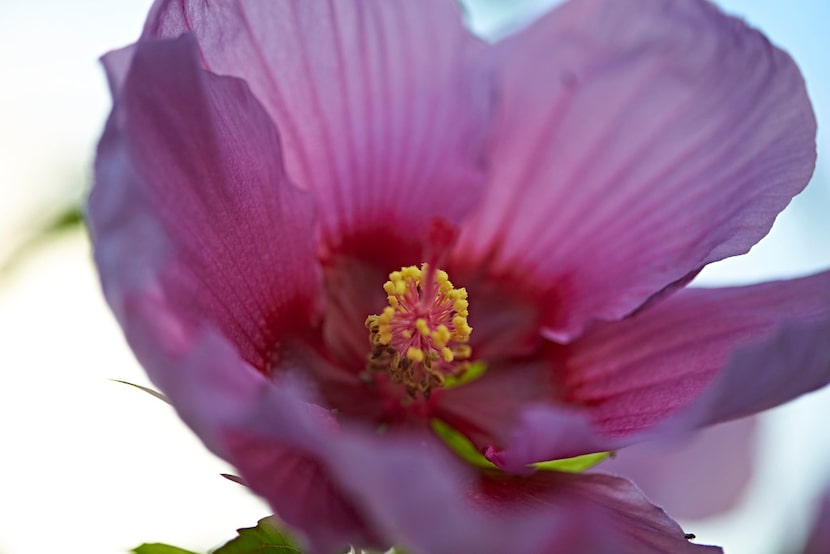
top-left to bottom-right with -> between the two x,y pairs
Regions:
0,1 -> 828,553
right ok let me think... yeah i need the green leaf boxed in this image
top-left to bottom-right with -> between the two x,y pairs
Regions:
431,419 -> 498,469
532,451 -> 613,472
44,204 -> 85,232
212,517 -> 302,553
132,544 -> 199,554
431,418 -> 612,473
442,361 -> 487,388
0,204 -> 85,279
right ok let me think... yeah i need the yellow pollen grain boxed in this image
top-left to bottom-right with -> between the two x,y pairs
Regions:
407,347 -> 425,362
452,316 -> 471,335
395,280 -> 406,296
432,325 -> 451,347
402,266 -> 421,280
365,264 -> 474,396
415,318 -> 430,336
441,346 -> 454,363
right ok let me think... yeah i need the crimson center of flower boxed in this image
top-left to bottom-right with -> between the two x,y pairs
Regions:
365,264 -> 472,397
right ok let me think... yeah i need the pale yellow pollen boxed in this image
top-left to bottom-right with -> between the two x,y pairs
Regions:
365,263 -> 474,397
441,347 -> 454,363
452,316 -> 472,339
415,318 -> 430,336
402,266 -> 422,280
432,325 -> 451,348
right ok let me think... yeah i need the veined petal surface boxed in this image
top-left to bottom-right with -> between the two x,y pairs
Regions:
456,0 -> 817,341
223,381 -> 718,553
491,271 -> 830,468
143,0 -> 492,245
89,35 -> 319,404
563,271 -> 830,436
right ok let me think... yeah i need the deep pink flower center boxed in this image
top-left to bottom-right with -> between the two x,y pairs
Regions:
365,264 -> 472,397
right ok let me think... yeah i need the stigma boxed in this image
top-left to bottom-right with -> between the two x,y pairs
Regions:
365,264 -> 472,397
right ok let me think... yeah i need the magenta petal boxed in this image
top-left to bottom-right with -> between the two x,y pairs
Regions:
222,380 -> 717,553
221,381 -> 530,553
565,271 -> 830,436
456,0 -> 817,341
451,470 -> 720,553
494,271 -> 830,468
434,356 -> 555,452
225,437 -> 378,552
664,314 -> 830,432
121,297 -> 379,553
99,43 -> 134,95
486,404 -> 622,474
223,410 -> 382,553
90,35 -> 320,372
121,296 -> 269,456
515,473 -> 724,554
144,0 -> 491,243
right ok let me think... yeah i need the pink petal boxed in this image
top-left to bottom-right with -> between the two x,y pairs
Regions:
568,271 -> 830,433
333,448 -> 723,553
493,271 -> 830,468
275,333 -> 387,423
120,296 -> 271,457
98,43 -> 134,94
479,472 -> 723,554
434,354 -> 557,452
143,0 -> 491,247
122,298 -> 711,552
455,0 -> 817,341
599,417 -> 758,520
223,379 -> 718,553
89,35 -> 320,373
223,416 -> 382,553
664,314 -> 830,432
486,404 -> 621,474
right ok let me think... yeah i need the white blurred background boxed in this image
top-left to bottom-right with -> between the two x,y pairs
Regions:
0,1 -> 828,553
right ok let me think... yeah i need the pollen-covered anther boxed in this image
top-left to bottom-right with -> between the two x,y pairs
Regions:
365,263 -> 472,397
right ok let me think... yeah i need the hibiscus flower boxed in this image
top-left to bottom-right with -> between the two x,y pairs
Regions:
89,0 -> 830,552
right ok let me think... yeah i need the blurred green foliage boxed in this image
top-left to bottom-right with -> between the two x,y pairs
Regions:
0,204 -> 84,279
